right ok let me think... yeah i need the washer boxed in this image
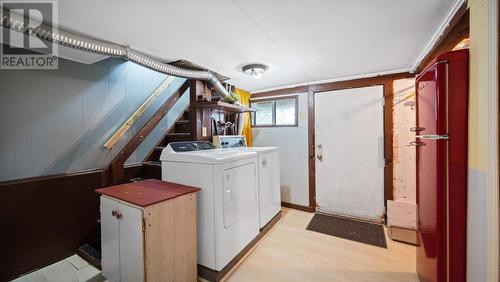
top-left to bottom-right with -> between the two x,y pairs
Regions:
159,141 -> 259,271
213,136 -> 281,228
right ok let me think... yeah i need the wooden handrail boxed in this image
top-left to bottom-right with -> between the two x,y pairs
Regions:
104,76 -> 176,150
102,80 -> 190,186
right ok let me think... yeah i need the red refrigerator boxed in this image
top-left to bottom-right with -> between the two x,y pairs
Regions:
414,49 -> 468,282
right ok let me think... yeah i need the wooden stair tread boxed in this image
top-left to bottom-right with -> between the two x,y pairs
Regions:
176,120 -> 189,124
166,133 -> 191,136
143,161 -> 161,167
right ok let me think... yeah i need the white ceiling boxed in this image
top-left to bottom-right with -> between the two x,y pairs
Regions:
55,0 -> 460,92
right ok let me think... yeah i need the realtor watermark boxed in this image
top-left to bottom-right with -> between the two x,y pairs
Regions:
1,1 -> 58,69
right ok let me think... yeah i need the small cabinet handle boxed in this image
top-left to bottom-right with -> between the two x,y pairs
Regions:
262,158 -> 267,167
112,210 -> 122,220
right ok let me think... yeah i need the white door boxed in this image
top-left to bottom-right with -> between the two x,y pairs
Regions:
258,151 -> 281,228
100,197 -> 120,282
118,202 -> 144,282
315,85 -> 385,221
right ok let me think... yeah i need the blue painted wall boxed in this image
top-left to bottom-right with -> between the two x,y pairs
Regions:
0,57 -> 187,181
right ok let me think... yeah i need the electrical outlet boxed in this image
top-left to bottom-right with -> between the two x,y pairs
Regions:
202,127 -> 207,137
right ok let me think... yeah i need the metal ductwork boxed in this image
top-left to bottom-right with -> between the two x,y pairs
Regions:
0,9 -> 230,98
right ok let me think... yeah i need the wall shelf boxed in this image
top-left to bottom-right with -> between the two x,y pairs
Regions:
193,101 -> 256,113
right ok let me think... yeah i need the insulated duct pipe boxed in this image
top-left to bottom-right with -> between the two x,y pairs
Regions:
0,9 -> 230,98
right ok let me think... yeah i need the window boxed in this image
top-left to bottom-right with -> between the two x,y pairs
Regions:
250,96 -> 298,127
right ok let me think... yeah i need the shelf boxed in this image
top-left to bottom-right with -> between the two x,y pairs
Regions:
193,101 -> 256,112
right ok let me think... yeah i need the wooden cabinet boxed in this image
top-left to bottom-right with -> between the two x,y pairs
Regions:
96,179 -> 200,282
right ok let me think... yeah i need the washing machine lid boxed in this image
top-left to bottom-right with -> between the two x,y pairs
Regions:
160,141 -> 257,164
242,147 -> 278,153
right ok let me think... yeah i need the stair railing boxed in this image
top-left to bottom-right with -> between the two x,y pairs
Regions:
104,76 -> 176,150
102,80 -> 190,186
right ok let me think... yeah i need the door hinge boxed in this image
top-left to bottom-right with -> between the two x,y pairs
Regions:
142,218 -> 146,232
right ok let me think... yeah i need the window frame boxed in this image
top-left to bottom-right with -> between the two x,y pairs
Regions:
250,95 -> 299,128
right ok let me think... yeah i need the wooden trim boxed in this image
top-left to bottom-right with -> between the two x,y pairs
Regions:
307,87 -> 316,209
309,72 -> 414,93
281,202 -> 315,213
383,82 -> 394,204
0,163 -> 143,187
250,95 -> 298,103
250,95 -> 299,128
252,72 -> 414,99
251,85 -> 309,98
416,3 -> 469,72
102,80 -> 190,186
198,211 -> 282,281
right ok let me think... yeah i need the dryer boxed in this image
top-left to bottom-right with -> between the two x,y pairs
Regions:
159,141 -> 259,271
213,136 -> 281,228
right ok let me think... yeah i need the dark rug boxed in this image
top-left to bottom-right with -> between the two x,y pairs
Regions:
77,240 -> 102,269
306,213 -> 387,248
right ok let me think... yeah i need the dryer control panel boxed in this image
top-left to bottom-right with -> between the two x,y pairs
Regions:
213,135 -> 247,148
169,141 -> 216,152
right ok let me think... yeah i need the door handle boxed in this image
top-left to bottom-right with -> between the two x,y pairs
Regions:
317,154 -> 324,161
410,141 -> 426,146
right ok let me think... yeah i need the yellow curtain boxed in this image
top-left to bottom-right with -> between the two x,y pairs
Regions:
234,88 -> 252,146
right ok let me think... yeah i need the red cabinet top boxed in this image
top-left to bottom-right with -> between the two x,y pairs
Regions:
95,179 -> 200,207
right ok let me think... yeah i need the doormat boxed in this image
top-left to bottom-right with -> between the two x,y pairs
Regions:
306,213 -> 387,248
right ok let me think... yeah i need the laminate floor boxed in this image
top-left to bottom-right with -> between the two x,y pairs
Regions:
223,208 -> 419,282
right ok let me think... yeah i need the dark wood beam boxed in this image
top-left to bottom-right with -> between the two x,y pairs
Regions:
252,85 -> 309,99
307,86 -> 316,210
189,80 -> 213,141
251,72 -> 414,98
102,80 -> 190,186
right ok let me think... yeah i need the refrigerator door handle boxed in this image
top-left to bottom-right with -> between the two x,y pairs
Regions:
415,134 -> 449,140
410,127 -> 425,132
410,141 -> 426,147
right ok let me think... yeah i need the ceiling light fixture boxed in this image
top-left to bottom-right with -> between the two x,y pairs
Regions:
242,63 -> 268,79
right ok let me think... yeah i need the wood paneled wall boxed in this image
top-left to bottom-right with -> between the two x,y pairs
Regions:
0,165 -> 142,281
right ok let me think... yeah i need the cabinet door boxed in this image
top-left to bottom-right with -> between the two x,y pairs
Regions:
259,151 -> 281,227
100,197 -> 120,282
118,202 -> 144,282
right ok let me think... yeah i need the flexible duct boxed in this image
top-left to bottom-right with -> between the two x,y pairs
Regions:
0,9 -> 230,98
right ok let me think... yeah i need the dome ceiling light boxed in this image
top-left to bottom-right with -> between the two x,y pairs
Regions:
242,64 -> 268,79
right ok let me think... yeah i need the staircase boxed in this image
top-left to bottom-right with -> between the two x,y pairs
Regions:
140,109 -> 192,179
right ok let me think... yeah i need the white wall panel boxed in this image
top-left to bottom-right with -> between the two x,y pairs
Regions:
0,57 -> 186,181
251,93 -> 309,207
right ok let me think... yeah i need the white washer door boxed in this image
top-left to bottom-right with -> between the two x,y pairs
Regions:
215,159 -> 259,271
258,151 -> 281,228
223,163 -> 258,228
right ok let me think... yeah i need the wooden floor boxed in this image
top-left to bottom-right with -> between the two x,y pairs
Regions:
222,208 -> 419,282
